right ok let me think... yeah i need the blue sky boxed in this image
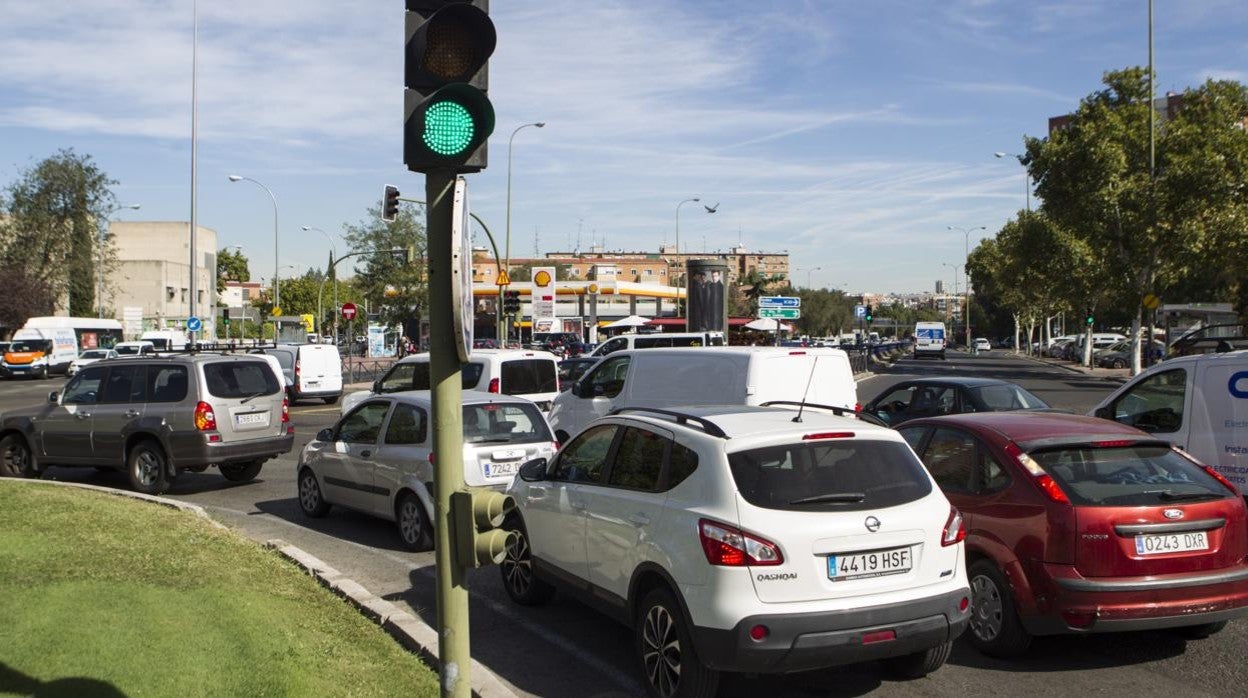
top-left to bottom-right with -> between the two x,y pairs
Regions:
1,1 -> 1245,294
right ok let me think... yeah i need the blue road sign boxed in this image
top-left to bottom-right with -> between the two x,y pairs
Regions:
759,295 -> 801,309
854,305 -> 866,318
187,316 -> 202,332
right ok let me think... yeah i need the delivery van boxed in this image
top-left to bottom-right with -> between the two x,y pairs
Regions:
547,346 -> 857,441
588,331 -> 726,357
0,328 -> 78,379
1089,350 -> 1248,490
256,343 -> 344,405
140,329 -> 188,351
913,321 -> 947,359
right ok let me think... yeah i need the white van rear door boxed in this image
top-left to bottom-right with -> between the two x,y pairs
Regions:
1193,360 -> 1248,487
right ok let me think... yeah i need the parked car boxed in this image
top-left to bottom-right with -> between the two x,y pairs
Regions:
863,377 -> 1053,426
113,340 -> 158,357
501,405 -> 970,695
67,348 -> 118,376
296,391 -> 558,550
0,353 -> 293,493
897,411 -> 1248,657
973,338 -> 992,352
1096,340 -> 1166,368
556,357 -> 597,390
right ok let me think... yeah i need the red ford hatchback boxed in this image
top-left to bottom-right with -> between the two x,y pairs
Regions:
897,412 -> 1248,656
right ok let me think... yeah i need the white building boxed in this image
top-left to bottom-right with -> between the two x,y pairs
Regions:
108,221 -> 218,336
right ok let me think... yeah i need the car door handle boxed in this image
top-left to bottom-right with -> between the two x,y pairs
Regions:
125,410 -> 141,418
75,412 -> 91,420
628,513 -> 651,527
360,450 -> 372,458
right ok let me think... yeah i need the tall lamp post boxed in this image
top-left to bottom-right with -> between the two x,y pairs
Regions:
503,121 -> 545,340
942,262 -> 960,328
994,152 -> 1031,212
674,197 -> 701,254
98,203 -> 141,318
302,225 -> 339,339
228,174 -> 280,311
947,225 -> 986,352
797,266 -> 821,290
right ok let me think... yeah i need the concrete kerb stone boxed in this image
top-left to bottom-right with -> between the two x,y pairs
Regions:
267,540 -> 520,698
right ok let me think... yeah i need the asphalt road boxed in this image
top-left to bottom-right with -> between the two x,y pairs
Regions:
2,353 -> 1244,697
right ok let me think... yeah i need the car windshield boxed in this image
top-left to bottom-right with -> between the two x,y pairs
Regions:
462,402 -> 552,445
968,384 -> 1048,410
1029,444 -> 1229,506
10,340 -> 50,352
727,439 -> 932,511
203,361 -> 281,398
80,350 -> 111,359
380,361 -> 483,392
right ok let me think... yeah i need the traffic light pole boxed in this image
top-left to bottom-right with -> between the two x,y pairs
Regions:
427,171 -> 472,698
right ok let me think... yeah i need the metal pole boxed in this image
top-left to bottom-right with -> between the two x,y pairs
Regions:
427,170 -> 471,698
504,123 -> 545,343
188,0 -> 199,340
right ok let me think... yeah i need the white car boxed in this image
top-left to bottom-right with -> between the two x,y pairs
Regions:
296,391 -> 559,550
66,348 -> 117,376
973,338 -> 992,352
501,405 -> 971,696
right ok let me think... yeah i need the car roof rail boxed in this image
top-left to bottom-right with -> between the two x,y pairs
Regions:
758,401 -> 889,428
608,407 -> 729,439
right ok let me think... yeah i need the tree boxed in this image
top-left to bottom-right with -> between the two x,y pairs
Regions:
341,200 -> 428,331
0,263 -> 57,336
0,149 -> 118,317
217,247 -> 251,293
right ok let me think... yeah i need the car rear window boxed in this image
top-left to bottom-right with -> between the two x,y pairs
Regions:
1029,444 -> 1230,506
499,359 -> 557,394
969,384 -> 1047,410
728,439 -> 933,511
204,361 -> 281,399
462,402 -> 552,444
380,361 -> 482,392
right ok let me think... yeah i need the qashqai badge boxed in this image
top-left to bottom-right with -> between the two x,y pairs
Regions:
864,516 -> 881,532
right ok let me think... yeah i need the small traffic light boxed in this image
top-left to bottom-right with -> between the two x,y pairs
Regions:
451,488 -> 517,567
382,184 -> 401,222
1086,312 -> 1094,326
503,290 -> 520,314
404,1 -> 496,173
865,305 -> 874,323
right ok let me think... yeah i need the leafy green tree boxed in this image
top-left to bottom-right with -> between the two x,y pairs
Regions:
0,149 -> 118,316
341,201 -> 428,331
217,248 -> 251,293
0,263 -> 57,336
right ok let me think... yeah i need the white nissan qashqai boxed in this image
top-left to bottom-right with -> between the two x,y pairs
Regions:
501,404 -> 970,698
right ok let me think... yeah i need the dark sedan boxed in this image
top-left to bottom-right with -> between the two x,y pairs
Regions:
556,357 -> 598,390
863,377 -> 1052,426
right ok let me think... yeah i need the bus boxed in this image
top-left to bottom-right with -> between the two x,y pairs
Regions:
20,316 -> 124,350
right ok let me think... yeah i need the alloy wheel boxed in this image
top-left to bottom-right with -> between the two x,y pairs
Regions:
641,604 -> 681,697
134,450 -> 161,487
299,473 -> 321,511
502,532 -> 532,597
399,497 -> 423,546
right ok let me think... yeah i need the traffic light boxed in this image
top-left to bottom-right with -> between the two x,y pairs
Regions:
1085,308 -> 1094,326
451,488 -> 517,567
404,1 -> 496,173
865,305 -> 873,323
222,308 -> 231,326
382,184 -> 401,222
501,290 -> 519,314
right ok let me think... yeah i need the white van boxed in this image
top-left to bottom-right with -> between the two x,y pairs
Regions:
258,343 -> 344,405
913,321 -> 947,359
140,329 -> 188,351
589,331 -> 726,358
340,349 -> 561,415
1089,350 -> 1248,490
547,346 -> 858,441
114,341 -> 158,357
1,328 -> 78,378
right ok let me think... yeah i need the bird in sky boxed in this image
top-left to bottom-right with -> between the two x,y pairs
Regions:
703,203 -> 719,214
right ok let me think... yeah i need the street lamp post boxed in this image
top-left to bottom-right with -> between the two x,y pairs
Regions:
503,121 -> 545,341
797,266 -> 821,289
947,225 -> 986,352
994,152 -> 1031,212
302,225 -> 339,340
228,174 -> 280,311
942,262 -> 960,327
98,203 -> 141,318
674,197 -> 701,255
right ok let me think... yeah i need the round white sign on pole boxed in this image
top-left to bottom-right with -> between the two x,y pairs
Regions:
450,176 -> 474,363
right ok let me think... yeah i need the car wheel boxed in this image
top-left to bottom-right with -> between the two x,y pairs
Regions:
884,639 -> 954,679
0,433 -> 36,478
323,395 -> 339,405
968,560 -> 1031,657
1170,620 -> 1228,640
127,441 -> 169,495
500,519 -> 555,606
220,460 -> 263,482
396,491 -> 433,552
1112,358 -> 1127,369
635,588 -> 719,698
297,467 -> 331,518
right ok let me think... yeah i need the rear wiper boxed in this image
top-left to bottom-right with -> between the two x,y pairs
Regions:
1155,490 -> 1223,502
789,492 -> 866,505
240,390 -> 268,404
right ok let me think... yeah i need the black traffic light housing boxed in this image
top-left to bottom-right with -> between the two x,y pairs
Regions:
404,1 -> 496,173
1085,307 -> 1094,326
865,305 -> 874,323
503,290 -> 520,314
382,185 -> 401,222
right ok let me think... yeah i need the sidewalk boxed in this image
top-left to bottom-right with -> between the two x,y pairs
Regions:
1013,351 -> 1132,383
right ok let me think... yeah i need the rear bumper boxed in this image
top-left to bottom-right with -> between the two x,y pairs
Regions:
1021,562 -> 1248,635
691,587 -> 969,674
169,430 -> 295,468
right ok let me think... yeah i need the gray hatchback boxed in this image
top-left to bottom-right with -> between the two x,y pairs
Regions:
0,353 -> 294,494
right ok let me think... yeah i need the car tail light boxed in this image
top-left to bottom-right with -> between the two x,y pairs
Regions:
861,630 -> 896,644
698,519 -> 783,566
1061,610 -> 1096,629
294,357 -> 301,380
748,625 -> 769,641
802,432 -> 854,440
488,377 -> 500,393
1005,443 -> 1071,505
788,351 -> 806,355
194,401 -> 216,431
1202,465 -> 1239,495
551,440 -> 560,452
427,453 -> 435,465
1092,439 -> 1137,448
281,397 -> 289,424
855,402 -> 863,412
942,508 -> 966,546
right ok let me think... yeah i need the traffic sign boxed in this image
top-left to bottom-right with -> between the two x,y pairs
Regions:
496,269 -> 511,286
759,308 -> 800,319
271,306 -> 283,317
759,295 -> 800,309
854,305 -> 866,318
187,316 -> 202,332
340,302 -> 358,321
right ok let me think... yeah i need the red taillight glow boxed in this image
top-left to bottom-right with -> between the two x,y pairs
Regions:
1005,443 -> 1072,504
488,377 -> 500,393
294,358 -> 301,378
942,508 -> 966,546
194,401 -> 216,431
281,397 -> 289,423
551,441 -> 560,452
1092,439 -> 1136,448
698,519 -> 783,567
427,453 -> 435,465
748,625 -> 769,641
1035,474 -> 1071,504
854,403 -> 863,412
802,432 -> 854,440
959,596 -> 970,612
861,630 -> 896,644
1202,465 -> 1239,495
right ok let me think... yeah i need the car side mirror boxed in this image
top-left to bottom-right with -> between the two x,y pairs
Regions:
48,391 -> 59,404
1093,406 -> 1113,420
519,458 -> 548,482
372,378 -> 382,393
569,380 -> 585,398
316,427 -> 334,442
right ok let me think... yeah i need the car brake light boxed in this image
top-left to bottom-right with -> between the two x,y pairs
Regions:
194,401 -> 216,431
551,441 -> 560,452
1005,443 -> 1071,504
854,403 -> 862,412
802,432 -> 854,440
788,351 -> 806,355
1201,465 -> 1239,495
1035,474 -> 1071,504
294,357 -> 301,378
698,519 -> 783,566
281,397 -> 289,424
1092,439 -> 1136,448
488,377 -> 500,393
942,507 -> 966,546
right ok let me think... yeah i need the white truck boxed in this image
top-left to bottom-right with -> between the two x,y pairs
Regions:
140,329 -> 188,351
913,321 -> 947,360
1,327 -> 78,378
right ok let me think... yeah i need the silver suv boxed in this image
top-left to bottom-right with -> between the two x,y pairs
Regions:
0,354 -> 294,494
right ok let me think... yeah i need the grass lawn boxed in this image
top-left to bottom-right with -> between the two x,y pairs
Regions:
0,481 -> 439,696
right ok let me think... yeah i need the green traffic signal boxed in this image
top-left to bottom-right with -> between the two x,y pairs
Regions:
423,100 -> 476,155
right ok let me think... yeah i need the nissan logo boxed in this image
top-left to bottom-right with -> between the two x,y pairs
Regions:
864,516 -> 881,532
1163,508 -> 1184,520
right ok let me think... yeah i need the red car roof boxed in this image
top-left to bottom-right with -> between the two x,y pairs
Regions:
902,411 -> 1154,447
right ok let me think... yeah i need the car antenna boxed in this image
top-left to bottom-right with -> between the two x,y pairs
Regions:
792,355 -> 820,423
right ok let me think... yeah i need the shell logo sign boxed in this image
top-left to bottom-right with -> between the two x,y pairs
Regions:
534,270 -> 552,287
531,266 -> 556,321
